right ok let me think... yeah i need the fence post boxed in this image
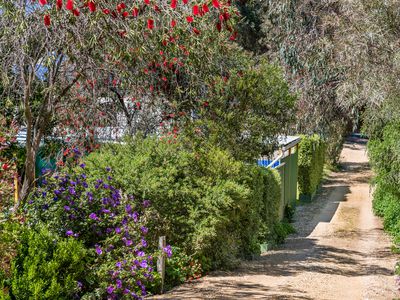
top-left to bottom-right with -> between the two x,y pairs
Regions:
157,236 -> 166,293
14,172 -> 19,206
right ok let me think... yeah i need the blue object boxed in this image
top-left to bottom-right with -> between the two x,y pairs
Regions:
257,159 -> 280,168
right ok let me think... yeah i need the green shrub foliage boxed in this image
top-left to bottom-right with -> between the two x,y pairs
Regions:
9,226 -> 90,300
369,121 -> 400,248
83,137 -> 282,270
298,135 -> 326,198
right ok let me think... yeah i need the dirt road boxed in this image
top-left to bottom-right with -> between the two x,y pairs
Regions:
153,138 -> 399,300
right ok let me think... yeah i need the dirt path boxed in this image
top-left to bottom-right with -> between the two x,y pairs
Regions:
152,138 -> 399,300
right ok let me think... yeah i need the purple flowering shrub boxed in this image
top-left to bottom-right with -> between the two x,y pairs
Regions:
24,165 -> 169,298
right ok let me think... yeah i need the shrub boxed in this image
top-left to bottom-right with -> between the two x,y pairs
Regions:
369,122 -> 400,247
272,222 -> 296,245
83,137 -> 282,270
164,247 -> 202,289
24,163 -> 161,298
9,225 -> 90,300
298,134 -> 326,200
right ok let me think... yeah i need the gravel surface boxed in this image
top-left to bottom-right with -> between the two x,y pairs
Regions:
150,138 -> 399,300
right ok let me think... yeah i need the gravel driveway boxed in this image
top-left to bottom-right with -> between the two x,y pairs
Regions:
151,138 -> 399,300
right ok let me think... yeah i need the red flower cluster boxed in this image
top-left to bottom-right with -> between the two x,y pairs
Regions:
40,0 -> 236,39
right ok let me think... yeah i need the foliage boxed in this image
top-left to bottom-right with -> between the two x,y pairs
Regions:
83,136 -> 283,270
165,246 -> 202,289
272,222 -> 296,245
369,121 -> 400,247
0,221 -> 22,288
298,135 -> 326,199
6,225 -> 90,300
0,117 -> 18,213
324,120 -> 348,168
256,0 -> 350,162
0,0 -> 244,200
284,205 -> 295,223
23,161 -> 162,298
192,59 -> 297,161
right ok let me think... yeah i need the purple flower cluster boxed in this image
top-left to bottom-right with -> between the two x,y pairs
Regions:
163,245 -> 173,258
28,165 -> 165,299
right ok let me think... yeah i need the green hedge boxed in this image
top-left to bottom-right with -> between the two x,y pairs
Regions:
369,122 -> 400,248
83,137 -> 282,270
298,135 -> 326,200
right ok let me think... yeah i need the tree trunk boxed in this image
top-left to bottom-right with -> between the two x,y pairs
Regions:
19,146 -> 37,203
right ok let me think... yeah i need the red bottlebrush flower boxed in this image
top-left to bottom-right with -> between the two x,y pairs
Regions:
122,11 -> 129,17
154,5 -> 161,12
2,163 -> 9,171
193,5 -> 199,15
193,27 -> 200,34
144,0 -> 150,5
216,21 -> 222,31
44,14 -> 51,26
183,0 -> 188,4
186,16 -> 193,23
66,0 -> 73,10
117,2 -> 126,12
103,8 -> 110,14
212,0 -> 220,8
56,0 -> 62,10
39,0 -> 47,6
147,19 -> 154,29
202,3 -> 209,13
88,1 -> 96,12
171,19 -> 176,27
229,31 -> 237,40
171,0 -> 177,9
132,7 -> 138,16
73,8 -> 80,16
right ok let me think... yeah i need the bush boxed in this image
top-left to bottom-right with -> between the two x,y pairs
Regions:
8,225 -> 90,300
83,137 -> 282,270
164,247 -> 202,289
23,160 -> 161,298
369,122 -> 400,247
298,134 -> 326,200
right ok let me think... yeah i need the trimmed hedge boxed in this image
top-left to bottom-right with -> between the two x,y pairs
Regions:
298,135 -> 326,200
368,122 -> 400,248
83,137 -> 283,270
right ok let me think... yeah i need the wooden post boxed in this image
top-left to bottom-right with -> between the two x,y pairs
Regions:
14,172 -> 19,206
157,236 -> 166,293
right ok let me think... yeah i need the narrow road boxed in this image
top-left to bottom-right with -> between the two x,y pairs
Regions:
153,138 -> 399,300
